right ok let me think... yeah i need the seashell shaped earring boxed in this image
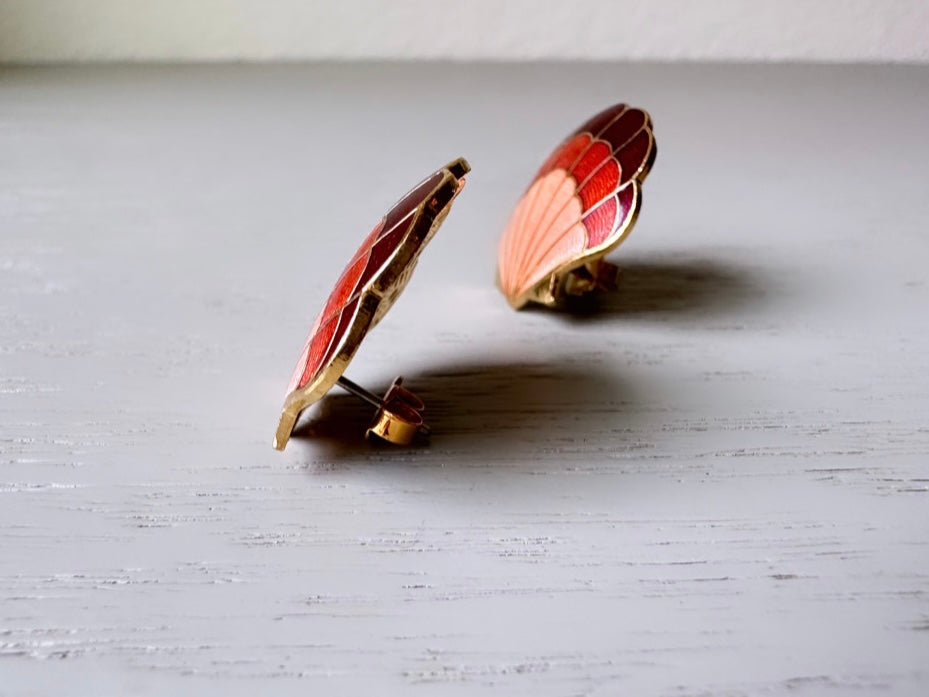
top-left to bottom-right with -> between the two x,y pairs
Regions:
497,103 -> 656,309
274,158 -> 470,450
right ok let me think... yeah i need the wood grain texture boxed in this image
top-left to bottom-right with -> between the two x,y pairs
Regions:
1,63 -> 928,696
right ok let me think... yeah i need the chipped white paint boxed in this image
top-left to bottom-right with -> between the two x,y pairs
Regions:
1,64 -> 928,695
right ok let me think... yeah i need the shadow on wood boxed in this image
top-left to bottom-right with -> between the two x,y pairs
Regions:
291,360 -> 644,463
544,253 -> 767,321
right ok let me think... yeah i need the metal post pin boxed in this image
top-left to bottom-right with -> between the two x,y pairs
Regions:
336,375 -> 431,443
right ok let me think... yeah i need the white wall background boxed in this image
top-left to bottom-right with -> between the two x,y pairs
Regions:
1,0 -> 928,63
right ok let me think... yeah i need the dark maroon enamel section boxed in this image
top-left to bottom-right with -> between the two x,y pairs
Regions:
574,103 -> 627,138
600,109 -> 648,152
357,212 -> 415,289
382,171 -> 443,234
617,129 -> 652,186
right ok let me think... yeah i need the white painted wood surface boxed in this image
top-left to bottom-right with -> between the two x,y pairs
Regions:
1,64 -> 928,695
3,0 -> 929,64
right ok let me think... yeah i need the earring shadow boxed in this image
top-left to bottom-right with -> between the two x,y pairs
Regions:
289,255 -> 767,463
548,254 -> 766,321
291,359 -> 642,463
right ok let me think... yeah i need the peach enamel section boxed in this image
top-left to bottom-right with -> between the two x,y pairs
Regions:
499,169 -> 587,299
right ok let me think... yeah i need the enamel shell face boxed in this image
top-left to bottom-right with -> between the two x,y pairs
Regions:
274,158 -> 469,450
498,103 -> 656,309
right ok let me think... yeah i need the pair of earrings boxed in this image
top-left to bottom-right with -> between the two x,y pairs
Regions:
273,102 -> 656,450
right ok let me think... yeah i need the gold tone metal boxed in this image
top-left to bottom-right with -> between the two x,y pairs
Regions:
365,377 -> 428,446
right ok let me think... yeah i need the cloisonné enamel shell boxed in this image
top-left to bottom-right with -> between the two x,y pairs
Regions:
274,158 -> 469,450
498,104 -> 655,309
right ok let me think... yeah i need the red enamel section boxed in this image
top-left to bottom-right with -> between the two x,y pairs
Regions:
582,196 -> 619,248
295,311 -> 339,390
317,246 -> 370,334
316,296 -> 360,377
577,158 -> 619,212
569,140 -> 611,186
536,133 -> 590,179
286,169 -> 450,397
287,216 -> 392,392
289,236 -> 372,393
352,220 -> 384,265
